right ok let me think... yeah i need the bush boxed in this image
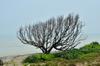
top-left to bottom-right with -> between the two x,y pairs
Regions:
23,53 -> 55,63
53,51 -> 65,58
23,41 -> 100,64
64,49 -> 84,59
80,42 -> 100,54
91,41 -> 99,45
41,54 -> 55,61
54,49 -> 83,60
23,54 -> 43,63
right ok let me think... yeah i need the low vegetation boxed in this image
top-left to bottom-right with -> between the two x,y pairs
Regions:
23,53 -> 55,63
23,41 -> 100,66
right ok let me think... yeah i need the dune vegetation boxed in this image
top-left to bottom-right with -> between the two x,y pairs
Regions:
22,41 -> 100,66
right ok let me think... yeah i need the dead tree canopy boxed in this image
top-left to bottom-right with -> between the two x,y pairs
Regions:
17,14 -> 83,54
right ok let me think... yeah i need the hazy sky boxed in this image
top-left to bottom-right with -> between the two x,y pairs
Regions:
0,0 -> 100,57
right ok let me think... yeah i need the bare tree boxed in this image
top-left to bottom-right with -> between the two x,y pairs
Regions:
17,14 -> 83,54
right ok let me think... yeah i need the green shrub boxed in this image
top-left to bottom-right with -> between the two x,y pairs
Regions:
53,49 -> 84,60
23,53 -> 55,63
64,49 -> 84,59
41,54 -> 55,61
53,51 -> 65,58
91,41 -> 99,45
23,41 -> 100,64
80,42 -> 100,54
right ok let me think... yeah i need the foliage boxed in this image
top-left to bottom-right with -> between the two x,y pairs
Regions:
80,41 -> 100,53
54,49 -> 83,60
64,49 -> 83,59
23,41 -> 100,66
23,53 -> 55,63
41,54 -> 55,61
